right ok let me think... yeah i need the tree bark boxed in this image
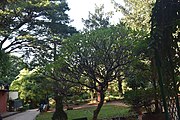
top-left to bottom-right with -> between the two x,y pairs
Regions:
90,90 -> 94,103
52,94 -> 67,120
118,79 -> 123,95
93,91 -> 105,120
151,58 -> 161,113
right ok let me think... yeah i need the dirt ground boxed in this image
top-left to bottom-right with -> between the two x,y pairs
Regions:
65,100 -> 129,110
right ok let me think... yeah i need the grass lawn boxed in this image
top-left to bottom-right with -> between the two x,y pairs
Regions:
36,105 -> 131,120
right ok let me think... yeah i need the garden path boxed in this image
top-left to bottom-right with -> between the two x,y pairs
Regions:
66,100 -> 129,110
3,109 -> 39,120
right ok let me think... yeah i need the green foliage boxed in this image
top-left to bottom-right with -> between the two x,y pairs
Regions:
10,68 -> 51,103
82,4 -> 112,31
113,0 -> 155,32
61,25 -> 133,91
125,60 -> 151,90
45,58 -> 82,100
107,80 -> 119,96
150,0 -> 180,77
150,1 -> 180,117
113,0 -> 155,56
0,53 -> 26,85
0,0 -> 76,59
124,88 -> 157,112
0,50 -> 10,84
61,24 -> 133,120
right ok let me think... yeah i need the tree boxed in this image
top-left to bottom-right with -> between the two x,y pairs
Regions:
112,0 -> 155,32
81,4 -> 114,102
0,0 -> 76,71
150,0 -> 180,119
0,54 -> 26,85
45,60 -> 79,120
61,25 -> 132,120
0,0 -> 45,54
30,0 -> 77,119
0,50 -> 10,83
112,0 -> 154,68
10,68 -> 51,107
0,0 -> 75,54
112,0 -> 163,113
1,1 -> 77,119
82,4 -> 112,31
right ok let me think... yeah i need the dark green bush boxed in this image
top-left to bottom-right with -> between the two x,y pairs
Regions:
124,88 -> 158,112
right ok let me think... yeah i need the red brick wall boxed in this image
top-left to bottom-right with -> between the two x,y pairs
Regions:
0,91 -> 7,113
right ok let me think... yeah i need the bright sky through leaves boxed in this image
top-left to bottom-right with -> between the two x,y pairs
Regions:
67,0 -> 124,30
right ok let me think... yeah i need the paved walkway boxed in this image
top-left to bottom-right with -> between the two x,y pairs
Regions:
3,109 -> 40,120
1,112 -> 18,118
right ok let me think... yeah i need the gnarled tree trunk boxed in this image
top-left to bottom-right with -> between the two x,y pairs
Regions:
52,94 -> 67,120
93,91 -> 105,120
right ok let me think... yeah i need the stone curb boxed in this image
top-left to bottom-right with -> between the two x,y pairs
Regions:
1,112 -> 20,118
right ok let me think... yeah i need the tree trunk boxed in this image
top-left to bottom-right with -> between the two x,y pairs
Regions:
52,94 -> 67,120
118,79 -> 123,97
52,41 -> 67,120
93,92 -> 105,120
97,92 -> 100,102
151,58 -> 161,113
90,90 -> 94,103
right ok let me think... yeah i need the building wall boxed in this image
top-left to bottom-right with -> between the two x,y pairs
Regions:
0,91 -> 7,113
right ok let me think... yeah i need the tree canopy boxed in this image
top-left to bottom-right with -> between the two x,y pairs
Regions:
82,4 -> 112,31
10,68 -> 51,104
0,0 -> 76,57
60,25 -> 133,120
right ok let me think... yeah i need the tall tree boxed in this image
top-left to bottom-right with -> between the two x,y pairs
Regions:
81,4 -> 113,102
27,0 -> 77,119
112,0 -> 155,54
0,0 -> 75,54
112,0 -> 163,114
45,60 -> 82,120
82,4 -> 112,31
10,68 -> 51,107
0,0 -> 76,69
0,1 -> 77,119
61,25 -> 132,120
0,0 -> 75,86
150,0 -> 180,119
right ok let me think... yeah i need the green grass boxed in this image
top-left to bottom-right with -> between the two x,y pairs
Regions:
36,112 -> 53,120
36,105 -> 131,120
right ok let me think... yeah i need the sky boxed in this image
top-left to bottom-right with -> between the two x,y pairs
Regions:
66,0 -> 124,30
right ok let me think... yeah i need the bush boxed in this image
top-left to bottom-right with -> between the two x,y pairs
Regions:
18,107 -> 26,112
124,88 -> 157,113
18,104 -> 29,112
80,93 -> 90,100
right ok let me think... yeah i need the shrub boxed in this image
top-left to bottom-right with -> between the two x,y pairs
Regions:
124,88 -> 157,113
